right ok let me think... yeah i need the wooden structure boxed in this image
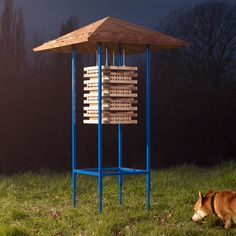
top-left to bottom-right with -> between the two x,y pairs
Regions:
33,16 -> 188,53
33,16 -> 189,213
83,65 -> 138,124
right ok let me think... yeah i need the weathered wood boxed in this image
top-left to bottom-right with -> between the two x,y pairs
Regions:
83,111 -> 138,124
84,111 -> 137,116
84,78 -> 137,84
84,65 -> 138,71
84,106 -> 137,111
84,84 -> 137,91
84,74 -> 138,79
83,64 -> 139,124
84,93 -> 137,98
33,16 -> 190,54
84,98 -> 137,104
83,120 -> 137,124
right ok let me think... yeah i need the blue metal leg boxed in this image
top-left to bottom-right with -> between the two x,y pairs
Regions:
146,45 -> 151,209
72,46 -> 77,207
97,43 -> 103,213
72,172 -> 76,207
118,44 -> 123,205
118,124 -> 123,204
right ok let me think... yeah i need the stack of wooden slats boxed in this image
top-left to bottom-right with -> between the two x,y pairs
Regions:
83,65 -> 138,124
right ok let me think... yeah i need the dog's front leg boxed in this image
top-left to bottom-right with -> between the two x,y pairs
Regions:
223,216 -> 232,229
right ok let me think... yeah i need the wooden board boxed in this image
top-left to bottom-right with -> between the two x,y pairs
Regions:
83,111 -> 138,124
84,93 -> 137,98
84,72 -> 138,78
84,77 -> 138,84
84,84 -> 137,91
84,111 -> 137,116
84,65 -> 138,71
33,16 -> 190,54
84,98 -> 137,104
84,106 -> 137,111
83,120 -> 137,124
84,73 -> 138,78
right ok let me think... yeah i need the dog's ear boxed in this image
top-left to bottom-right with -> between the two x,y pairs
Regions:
198,191 -> 203,206
198,191 -> 203,200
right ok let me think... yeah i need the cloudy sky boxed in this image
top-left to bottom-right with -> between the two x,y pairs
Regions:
0,0 -> 235,40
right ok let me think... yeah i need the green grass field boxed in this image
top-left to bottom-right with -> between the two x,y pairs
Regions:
1,161 -> 236,236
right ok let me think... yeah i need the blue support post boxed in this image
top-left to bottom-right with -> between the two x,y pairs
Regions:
97,43 -> 103,213
118,44 -> 123,205
72,46 -> 77,207
146,45 -> 151,209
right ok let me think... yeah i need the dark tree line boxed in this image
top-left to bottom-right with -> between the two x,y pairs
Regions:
0,0 -> 236,173
152,0 -> 236,166
0,0 -> 27,172
0,0 -> 80,173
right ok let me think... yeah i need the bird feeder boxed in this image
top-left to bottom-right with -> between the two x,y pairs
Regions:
33,16 -> 189,213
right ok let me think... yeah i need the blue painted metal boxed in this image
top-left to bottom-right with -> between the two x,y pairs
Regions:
74,169 -> 99,176
97,42 -> 103,213
74,167 -> 147,176
70,42 -> 152,212
146,45 -> 151,209
118,44 -> 123,205
72,46 -> 77,207
103,170 -> 148,176
78,167 -> 119,172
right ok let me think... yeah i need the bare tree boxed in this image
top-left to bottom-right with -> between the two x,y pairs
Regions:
0,0 -> 15,77
154,1 -> 236,163
0,0 -> 26,80
159,0 -> 236,88
14,7 -> 26,75
60,15 -> 79,35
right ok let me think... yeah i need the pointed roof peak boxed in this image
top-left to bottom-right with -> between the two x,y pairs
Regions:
33,16 -> 190,54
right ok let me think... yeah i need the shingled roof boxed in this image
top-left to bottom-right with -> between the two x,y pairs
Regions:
33,16 -> 190,54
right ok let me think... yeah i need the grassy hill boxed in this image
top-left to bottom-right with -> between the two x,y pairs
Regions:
1,161 -> 236,235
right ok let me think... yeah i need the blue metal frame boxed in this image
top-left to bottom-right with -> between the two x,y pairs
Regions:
118,44 -> 123,205
71,43 -> 152,212
97,43 -> 103,213
74,167 -> 148,176
146,45 -> 151,209
72,46 -> 77,207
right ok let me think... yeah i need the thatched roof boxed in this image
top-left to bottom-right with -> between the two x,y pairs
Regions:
33,16 -> 190,54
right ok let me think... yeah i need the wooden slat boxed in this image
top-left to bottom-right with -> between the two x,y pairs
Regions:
84,84 -> 137,91
84,111 -> 137,116
83,112 -> 137,117
84,72 -> 138,78
84,93 -> 137,98
84,65 -> 138,71
84,78 -> 137,85
83,120 -> 137,124
84,106 -> 137,111
84,98 -> 137,104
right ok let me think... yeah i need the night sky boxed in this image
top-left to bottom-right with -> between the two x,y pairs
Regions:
0,0 -> 212,39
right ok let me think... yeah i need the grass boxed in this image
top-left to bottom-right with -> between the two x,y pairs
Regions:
1,162 -> 236,235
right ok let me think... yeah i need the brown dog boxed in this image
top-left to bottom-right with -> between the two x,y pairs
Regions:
192,190 -> 236,228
